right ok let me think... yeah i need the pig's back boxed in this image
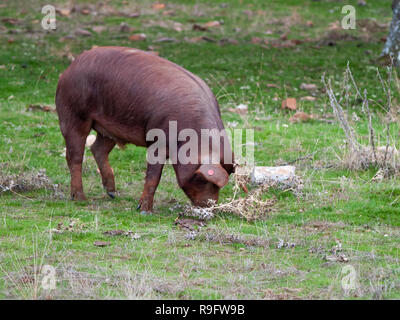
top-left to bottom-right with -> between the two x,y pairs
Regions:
60,47 -> 219,121
56,46 -> 224,146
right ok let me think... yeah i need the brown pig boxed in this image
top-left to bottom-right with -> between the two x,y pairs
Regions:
56,46 -> 234,213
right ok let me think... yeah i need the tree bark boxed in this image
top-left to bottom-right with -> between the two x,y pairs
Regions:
381,0 -> 400,64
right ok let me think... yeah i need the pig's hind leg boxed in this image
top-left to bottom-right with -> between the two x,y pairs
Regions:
62,120 -> 92,201
90,134 -> 117,198
137,163 -> 164,214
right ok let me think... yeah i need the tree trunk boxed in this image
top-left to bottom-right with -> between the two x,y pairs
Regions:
381,0 -> 400,64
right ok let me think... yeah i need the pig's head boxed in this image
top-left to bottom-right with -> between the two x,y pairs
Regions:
181,163 -> 232,207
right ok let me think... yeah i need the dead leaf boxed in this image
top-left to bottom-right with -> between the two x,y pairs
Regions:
201,36 -> 216,42
192,24 -> 208,31
187,35 -> 216,43
251,37 -> 262,44
74,28 -> 92,37
1,18 -> 21,25
291,39 -> 303,45
300,96 -> 316,101
266,83 -> 279,88
187,36 -> 203,43
228,104 -> 248,115
174,218 -> 206,231
219,38 -> 238,45
92,26 -> 107,33
280,32 -> 289,41
103,230 -> 141,239
306,20 -> 314,27
281,98 -> 297,110
50,219 -> 85,234
152,3 -> 165,10
204,21 -> 221,28
56,8 -> 71,17
243,10 -> 253,17
27,104 -> 56,113
81,8 -> 90,15
267,39 -> 298,48
193,21 -> 221,32
228,108 -> 247,115
59,35 -> 75,42
173,22 -> 183,32
300,83 -> 317,91
155,37 -> 177,43
163,10 -> 175,16
20,275 -> 35,284
94,241 -> 110,247
324,254 -> 348,263
129,33 -> 146,41
328,21 -> 340,31
103,230 -> 129,236
127,12 -> 140,18
289,111 -> 315,123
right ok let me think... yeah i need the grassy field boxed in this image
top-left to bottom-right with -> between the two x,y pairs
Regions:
0,0 -> 399,299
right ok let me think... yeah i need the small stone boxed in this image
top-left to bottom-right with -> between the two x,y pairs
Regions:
85,134 -> 96,147
281,98 -> 297,110
251,166 -> 296,185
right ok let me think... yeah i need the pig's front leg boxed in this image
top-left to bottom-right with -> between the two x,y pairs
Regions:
137,163 -> 164,214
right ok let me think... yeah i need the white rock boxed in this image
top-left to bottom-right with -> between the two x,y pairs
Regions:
251,166 -> 296,184
236,103 -> 248,110
85,134 -> 97,147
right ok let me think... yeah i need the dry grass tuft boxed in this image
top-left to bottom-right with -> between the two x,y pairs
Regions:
323,63 -> 400,174
200,228 -> 270,248
180,184 -> 276,222
213,184 -> 276,221
344,146 -> 400,172
0,169 -> 62,197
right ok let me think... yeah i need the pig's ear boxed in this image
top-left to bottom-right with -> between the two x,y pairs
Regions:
195,164 -> 229,188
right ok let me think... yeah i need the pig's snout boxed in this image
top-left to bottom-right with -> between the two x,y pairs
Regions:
182,163 -> 230,207
190,188 -> 219,207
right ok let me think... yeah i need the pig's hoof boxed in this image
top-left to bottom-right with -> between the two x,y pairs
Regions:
107,191 -> 116,199
140,210 -> 151,215
71,193 -> 87,201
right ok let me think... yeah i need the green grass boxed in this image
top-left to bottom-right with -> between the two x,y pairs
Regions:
0,0 -> 399,299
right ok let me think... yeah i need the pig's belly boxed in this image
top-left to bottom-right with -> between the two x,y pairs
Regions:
92,118 -> 147,147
